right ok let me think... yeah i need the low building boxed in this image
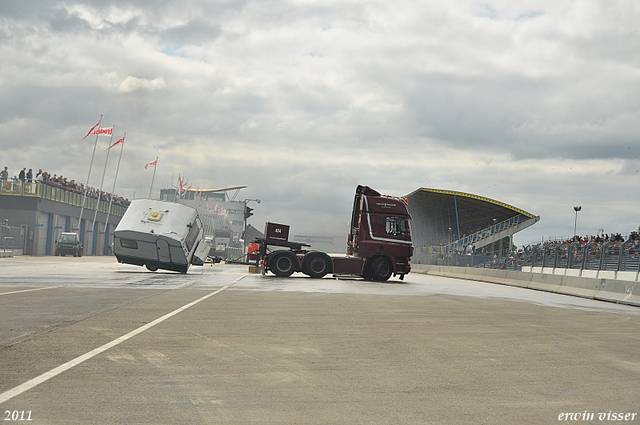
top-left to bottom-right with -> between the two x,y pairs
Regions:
0,180 -> 127,256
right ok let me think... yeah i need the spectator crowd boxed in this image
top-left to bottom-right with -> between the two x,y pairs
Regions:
1,165 -> 130,207
524,231 -> 640,252
441,229 -> 640,271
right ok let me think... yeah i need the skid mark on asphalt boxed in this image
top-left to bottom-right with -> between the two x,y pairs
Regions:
182,327 -> 318,388
104,349 -> 167,366
105,351 -> 137,363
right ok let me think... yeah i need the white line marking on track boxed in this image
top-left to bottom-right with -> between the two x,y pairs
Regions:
0,286 -> 62,296
0,276 -> 246,405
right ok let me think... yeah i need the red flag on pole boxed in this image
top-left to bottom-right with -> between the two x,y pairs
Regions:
144,159 -> 157,169
106,135 -> 125,150
177,175 -> 189,197
82,118 -> 102,140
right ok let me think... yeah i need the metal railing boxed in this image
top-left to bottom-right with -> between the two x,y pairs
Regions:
1,179 -> 127,217
522,240 -> 640,272
434,239 -> 640,274
442,214 -> 528,252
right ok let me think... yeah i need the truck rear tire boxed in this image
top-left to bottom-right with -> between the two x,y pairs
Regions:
269,251 -> 297,277
371,257 -> 392,281
302,252 -> 332,278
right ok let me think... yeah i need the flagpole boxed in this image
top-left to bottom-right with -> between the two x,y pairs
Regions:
207,202 -> 214,238
91,125 -> 115,248
78,114 -> 103,239
104,133 -> 125,242
149,157 -> 158,198
175,174 -> 181,202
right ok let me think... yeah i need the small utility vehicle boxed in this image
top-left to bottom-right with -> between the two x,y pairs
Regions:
55,232 -> 83,257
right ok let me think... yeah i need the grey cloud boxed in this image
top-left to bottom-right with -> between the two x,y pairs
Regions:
160,19 -> 222,45
46,7 -> 93,33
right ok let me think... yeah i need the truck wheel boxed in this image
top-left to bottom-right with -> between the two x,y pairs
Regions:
269,251 -> 297,277
302,252 -> 332,278
371,257 -> 392,281
145,264 -> 158,272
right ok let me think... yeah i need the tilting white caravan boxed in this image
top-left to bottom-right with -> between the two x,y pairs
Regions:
114,199 -> 210,273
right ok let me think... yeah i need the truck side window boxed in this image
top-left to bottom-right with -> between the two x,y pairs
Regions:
385,217 -> 407,238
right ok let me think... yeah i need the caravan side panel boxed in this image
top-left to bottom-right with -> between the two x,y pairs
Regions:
114,199 -> 198,273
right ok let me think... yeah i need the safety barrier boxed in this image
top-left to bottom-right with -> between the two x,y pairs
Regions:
413,264 -> 640,307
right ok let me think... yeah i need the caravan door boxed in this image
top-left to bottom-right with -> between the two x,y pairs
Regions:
156,239 -> 171,264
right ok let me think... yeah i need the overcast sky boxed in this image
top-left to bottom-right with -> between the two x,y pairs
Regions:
1,0 -> 638,245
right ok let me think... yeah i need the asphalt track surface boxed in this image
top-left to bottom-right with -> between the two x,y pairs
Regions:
0,256 -> 639,424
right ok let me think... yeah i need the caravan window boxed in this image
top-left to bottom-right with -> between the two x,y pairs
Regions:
120,239 -> 138,249
185,221 -> 201,251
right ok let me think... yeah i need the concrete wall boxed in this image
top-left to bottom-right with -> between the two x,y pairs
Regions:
521,265 -> 639,282
413,264 -> 640,307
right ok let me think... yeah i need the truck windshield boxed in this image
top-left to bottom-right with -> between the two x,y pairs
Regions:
60,234 -> 77,242
385,217 -> 409,238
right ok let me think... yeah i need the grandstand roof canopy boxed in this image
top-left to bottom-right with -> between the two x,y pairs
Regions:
172,185 -> 247,193
405,188 -> 537,245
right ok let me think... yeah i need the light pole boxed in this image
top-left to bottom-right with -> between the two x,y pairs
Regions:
573,206 -> 582,240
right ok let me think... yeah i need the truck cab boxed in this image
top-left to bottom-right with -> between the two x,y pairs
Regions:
347,185 -> 413,280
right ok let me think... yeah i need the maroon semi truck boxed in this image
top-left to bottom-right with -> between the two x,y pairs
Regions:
256,185 -> 413,281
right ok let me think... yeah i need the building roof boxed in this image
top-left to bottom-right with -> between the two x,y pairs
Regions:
405,188 -> 537,245
171,185 -> 248,193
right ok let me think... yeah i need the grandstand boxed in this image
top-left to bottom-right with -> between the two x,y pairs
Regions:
406,188 -> 539,265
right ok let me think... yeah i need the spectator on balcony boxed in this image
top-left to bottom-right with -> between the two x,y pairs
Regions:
0,167 -> 7,180
18,167 -> 26,181
26,169 -> 33,181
